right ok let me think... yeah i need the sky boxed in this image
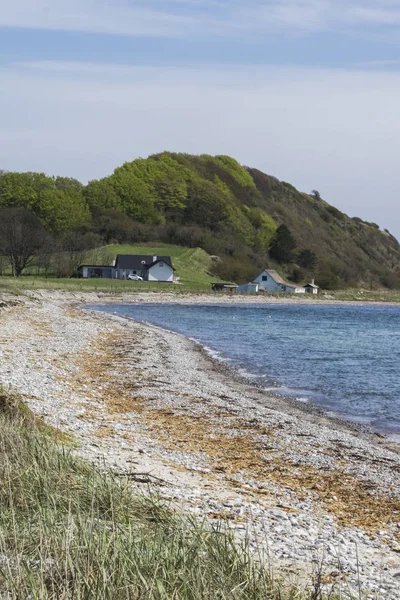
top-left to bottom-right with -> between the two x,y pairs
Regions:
1,1 -> 400,239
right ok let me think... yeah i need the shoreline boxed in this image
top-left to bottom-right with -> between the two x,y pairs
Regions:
87,302 -> 400,444
1,294 -> 400,598
15,286 -> 400,307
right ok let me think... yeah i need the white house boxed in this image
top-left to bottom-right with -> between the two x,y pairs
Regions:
253,269 -> 306,294
147,259 -> 174,282
304,279 -> 319,294
78,255 -> 175,282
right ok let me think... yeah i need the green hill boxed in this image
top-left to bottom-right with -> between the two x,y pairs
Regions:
1,152 -> 399,288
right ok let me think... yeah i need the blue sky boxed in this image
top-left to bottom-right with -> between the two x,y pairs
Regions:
1,0 -> 400,238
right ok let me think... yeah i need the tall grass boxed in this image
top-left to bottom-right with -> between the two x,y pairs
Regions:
0,390 -> 311,599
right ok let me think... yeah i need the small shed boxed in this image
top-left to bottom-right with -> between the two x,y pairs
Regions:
236,283 -> 259,294
305,279 -> 319,294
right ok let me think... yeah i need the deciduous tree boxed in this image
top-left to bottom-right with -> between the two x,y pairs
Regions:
0,208 -> 46,276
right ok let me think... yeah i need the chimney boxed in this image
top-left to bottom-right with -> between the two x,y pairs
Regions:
311,279 -> 315,285
153,255 -> 157,262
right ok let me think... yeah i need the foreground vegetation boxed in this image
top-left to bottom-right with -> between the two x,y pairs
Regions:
0,389 -> 350,599
1,152 -> 400,288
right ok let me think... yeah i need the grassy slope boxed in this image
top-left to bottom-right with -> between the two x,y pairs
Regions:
95,243 -> 216,289
0,389 -> 332,600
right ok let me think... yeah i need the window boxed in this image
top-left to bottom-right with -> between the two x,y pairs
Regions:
262,275 -> 267,281
159,261 -> 164,267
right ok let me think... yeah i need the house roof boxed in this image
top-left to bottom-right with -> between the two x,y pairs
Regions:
115,255 -> 173,270
264,270 -> 302,289
147,258 -> 176,271
78,265 -> 114,270
305,282 -> 319,289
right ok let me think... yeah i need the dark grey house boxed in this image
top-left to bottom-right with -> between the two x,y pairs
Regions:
78,266 -> 115,279
78,255 -> 175,282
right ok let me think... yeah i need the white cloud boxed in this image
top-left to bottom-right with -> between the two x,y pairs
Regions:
350,3 -> 400,26
0,0 -> 201,38
357,59 -> 400,67
1,59 -> 400,239
2,0 -> 400,38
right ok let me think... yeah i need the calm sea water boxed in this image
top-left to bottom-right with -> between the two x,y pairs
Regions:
89,303 -> 400,438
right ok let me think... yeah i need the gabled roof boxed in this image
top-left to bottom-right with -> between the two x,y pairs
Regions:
115,255 -> 173,270
147,258 -> 176,271
264,269 -> 302,288
305,282 -> 319,289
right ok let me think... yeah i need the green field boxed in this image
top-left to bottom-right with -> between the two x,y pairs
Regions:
0,244 -> 218,294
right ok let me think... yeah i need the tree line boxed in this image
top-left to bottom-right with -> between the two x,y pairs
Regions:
0,202 -> 316,283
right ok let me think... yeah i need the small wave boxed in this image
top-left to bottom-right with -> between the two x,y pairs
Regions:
296,397 -> 310,404
190,339 -> 233,364
237,367 -> 260,379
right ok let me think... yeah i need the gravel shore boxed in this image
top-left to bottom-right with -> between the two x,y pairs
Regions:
1,293 -> 400,598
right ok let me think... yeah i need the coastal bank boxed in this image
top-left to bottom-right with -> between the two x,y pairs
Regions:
0,292 -> 400,598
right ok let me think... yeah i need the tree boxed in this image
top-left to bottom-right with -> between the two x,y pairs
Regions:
311,189 -> 321,201
84,179 -> 122,215
62,230 -> 102,276
39,177 -> 90,232
94,209 -> 134,244
298,249 -> 317,269
111,165 -> 161,223
0,208 -> 46,276
269,224 -> 297,264
247,208 -> 277,253
184,179 -> 230,230
0,171 -> 40,210
0,171 -> 90,232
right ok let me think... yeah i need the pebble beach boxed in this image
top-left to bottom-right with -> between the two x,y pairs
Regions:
1,291 -> 400,598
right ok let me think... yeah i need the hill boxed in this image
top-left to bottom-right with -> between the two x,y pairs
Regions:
1,153 -> 399,288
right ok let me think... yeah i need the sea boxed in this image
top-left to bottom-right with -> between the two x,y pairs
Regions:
89,303 -> 400,440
